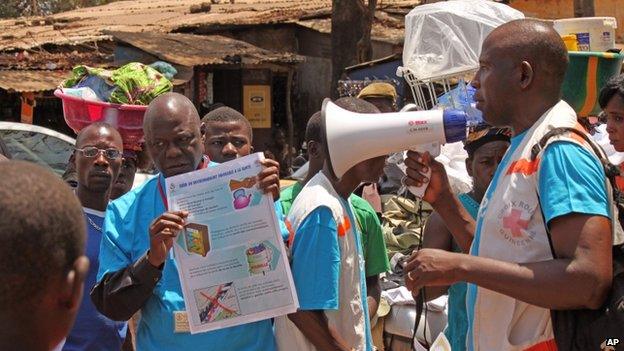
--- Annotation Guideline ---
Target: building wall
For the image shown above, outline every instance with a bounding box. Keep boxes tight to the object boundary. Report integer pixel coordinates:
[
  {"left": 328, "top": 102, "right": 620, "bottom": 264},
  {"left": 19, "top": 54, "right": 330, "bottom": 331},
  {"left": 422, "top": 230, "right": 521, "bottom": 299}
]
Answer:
[
  {"left": 229, "top": 26, "right": 298, "bottom": 54},
  {"left": 114, "top": 44, "right": 160, "bottom": 65},
  {"left": 295, "top": 55, "right": 332, "bottom": 123},
  {"left": 509, "top": 0, "right": 624, "bottom": 43},
  {"left": 296, "top": 26, "right": 398, "bottom": 60},
  {"left": 220, "top": 25, "right": 401, "bottom": 152},
  {"left": 293, "top": 26, "right": 400, "bottom": 139}
]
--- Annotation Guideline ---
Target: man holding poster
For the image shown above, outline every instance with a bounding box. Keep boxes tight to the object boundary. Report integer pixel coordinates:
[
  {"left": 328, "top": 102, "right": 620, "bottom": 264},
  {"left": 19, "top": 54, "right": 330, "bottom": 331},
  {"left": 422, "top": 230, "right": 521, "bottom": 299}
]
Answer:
[
  {"left": 165, "top": 152, "right": 298, "bottom": 334},
  {"left": 91, "top": 93, "right": 286, "bottom": 351}
]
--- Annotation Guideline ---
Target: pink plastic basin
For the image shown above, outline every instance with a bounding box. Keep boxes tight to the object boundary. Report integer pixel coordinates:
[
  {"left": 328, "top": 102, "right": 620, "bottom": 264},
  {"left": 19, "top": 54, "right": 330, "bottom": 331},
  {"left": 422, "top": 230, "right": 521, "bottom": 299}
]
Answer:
[{"left": 54, "top": 89, "right": 147, "bottom": 150}]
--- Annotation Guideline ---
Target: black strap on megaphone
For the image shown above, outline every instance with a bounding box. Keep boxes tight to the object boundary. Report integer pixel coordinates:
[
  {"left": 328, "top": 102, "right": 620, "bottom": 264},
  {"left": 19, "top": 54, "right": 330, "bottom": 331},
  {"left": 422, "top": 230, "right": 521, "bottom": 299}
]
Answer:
[
  {"left": 411, "top": 200, "right": 430, "bottom": 350},
  {"left": 413, "top": 289, "right": 430, "bottom": 350}
]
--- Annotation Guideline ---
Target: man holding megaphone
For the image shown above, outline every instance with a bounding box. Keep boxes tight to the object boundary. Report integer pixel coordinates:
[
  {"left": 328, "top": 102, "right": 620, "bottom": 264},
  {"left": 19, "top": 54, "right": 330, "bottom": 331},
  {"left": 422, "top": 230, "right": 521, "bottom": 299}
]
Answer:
[{"left": 403, "top": 19, "right": 613, "bottom": 351}]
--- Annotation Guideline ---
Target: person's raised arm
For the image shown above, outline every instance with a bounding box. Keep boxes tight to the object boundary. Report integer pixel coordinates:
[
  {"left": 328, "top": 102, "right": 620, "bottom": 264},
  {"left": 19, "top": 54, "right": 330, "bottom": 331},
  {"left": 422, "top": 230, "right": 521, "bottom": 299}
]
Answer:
[
  {"left": 91, "top": 210, "right": 187, "bottom": 321},
  {"left": 405, "top": 213, "right": 611, "bottom": 309},
  {"left": 469, "top": 213, "right": 611, "bottom": 309},
  {"left": 405, "top": 143, "right": 613, "bottom": 310},
  {"left": 404, "top": 151, "right": 475, "bottom": 251}
]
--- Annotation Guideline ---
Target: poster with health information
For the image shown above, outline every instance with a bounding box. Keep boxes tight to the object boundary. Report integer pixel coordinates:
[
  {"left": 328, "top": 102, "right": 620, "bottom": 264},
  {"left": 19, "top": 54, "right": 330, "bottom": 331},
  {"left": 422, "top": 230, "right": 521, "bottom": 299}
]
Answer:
[{"left": 166, "top": 152, "right": 299, "bottom": 334}]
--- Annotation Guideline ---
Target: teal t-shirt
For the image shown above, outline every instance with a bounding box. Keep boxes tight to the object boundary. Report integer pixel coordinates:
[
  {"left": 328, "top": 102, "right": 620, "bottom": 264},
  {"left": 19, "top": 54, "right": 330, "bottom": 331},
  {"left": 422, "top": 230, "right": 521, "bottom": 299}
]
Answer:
[
  {"left": 443, "top": 193, "right": 479, "bottom": 351},
  {"left": 98, "top": 173, "right": 277, "bottom": 351},
  {"left": 290, "top": 203, "right": 373, "bottom": 351},
  {"left": 281, "top": 182, "right": 390, "bottom": 276}
]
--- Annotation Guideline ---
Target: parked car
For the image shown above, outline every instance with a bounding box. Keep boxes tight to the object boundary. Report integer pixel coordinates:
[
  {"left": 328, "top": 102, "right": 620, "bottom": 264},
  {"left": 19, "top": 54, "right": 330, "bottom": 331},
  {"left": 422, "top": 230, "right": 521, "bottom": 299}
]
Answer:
[
  {"left": 0, "top": 121, "right": 152, "bottom": 189},
  {"left": 0, "top": 121, "right": 75, "bottom": 175}
]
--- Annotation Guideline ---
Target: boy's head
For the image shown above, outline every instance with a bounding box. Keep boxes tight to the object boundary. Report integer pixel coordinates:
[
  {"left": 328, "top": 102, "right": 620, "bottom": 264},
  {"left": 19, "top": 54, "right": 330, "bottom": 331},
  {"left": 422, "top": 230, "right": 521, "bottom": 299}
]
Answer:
[
  {"left": 332, "top": 97, "right": 385, "bottom": 183},
  {"left": 464, "top": 126, "right": 511, "bottom": 200},
  {"left": 303, "top": 111, "right": 324, "bottom": 177},
  {"left": 201, "top": 107, "right": 253, "bottom": 163},
  {"left": 0, "top": 161, "right": 88, "bottom": 349},
  {"left": 111, "top": 150, "right": 138, "bottom": 200}
]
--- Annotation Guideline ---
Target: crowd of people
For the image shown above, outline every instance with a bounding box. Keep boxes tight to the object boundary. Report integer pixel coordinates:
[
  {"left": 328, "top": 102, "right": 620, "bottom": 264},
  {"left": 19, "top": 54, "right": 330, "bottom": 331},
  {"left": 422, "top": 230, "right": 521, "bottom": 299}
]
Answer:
[{"left": 1, "top": 18, "right": 623, "bottom": 351}]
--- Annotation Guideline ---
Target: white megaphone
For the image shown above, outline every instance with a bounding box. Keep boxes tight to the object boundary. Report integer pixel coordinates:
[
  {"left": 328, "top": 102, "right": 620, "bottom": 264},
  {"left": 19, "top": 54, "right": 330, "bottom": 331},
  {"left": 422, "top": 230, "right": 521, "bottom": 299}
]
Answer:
[{"left": 321, "top": 98, "right": 479, "bottom": 197}]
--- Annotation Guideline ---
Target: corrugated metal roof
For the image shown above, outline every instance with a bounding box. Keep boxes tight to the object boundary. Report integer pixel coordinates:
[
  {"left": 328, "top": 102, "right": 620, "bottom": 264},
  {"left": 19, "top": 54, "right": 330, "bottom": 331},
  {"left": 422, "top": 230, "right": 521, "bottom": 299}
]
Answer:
[
  {"left": 0, "top": 50, "right": 113, "bottom": 70},
  {"left": 109, "top": 31, "right": 304, "bottom": 66},
  {"left": 0, "top": 70, "right": 68, "bottom": 92},
  {"left": 0, "top": 0, "right": 420, "bottom": 51}
]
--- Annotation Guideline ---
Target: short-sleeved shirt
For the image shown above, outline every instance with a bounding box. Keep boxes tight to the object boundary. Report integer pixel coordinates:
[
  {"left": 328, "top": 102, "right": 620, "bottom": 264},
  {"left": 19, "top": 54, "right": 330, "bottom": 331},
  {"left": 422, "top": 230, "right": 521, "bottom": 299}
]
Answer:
[
  {"left": 284, "top": 196, "right": 372, "bottom": 351},
  {"left": 537, "top": 141, "right": 609, "bottom": 224},
  {"left": 64, "top": 208, "right": 127, "bottom": 351},
  {"left": 466, "top": 132, "right": 609, "bottom": 351},
  {"left": 443, "top": 193, "right": 479, "bottom": 351},
  {"left": 281, "top": 182, "right": 390, "bottom": 277},
  {"left": 290, "top": 206, "right": 341, "bottom": 310},
  {"left": 98, "top": 171, "right": 277, "bottom": 351}
]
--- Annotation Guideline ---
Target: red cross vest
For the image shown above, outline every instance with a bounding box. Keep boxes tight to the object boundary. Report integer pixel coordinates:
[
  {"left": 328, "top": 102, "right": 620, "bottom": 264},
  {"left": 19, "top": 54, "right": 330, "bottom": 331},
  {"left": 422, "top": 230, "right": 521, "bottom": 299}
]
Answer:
[
  {"left": 469, "top": 100, "right": 611, "bottom": 350},
  {"left": 275, "top": 172, "right": 368, "bottom": 351}
]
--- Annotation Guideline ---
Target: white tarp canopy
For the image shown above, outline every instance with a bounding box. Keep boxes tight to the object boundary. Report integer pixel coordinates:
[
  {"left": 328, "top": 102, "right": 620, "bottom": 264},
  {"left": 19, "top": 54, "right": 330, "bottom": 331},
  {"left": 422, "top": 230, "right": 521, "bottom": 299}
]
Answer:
[{"left": 402, "top": 0, "right": 524, "bottom": 80}]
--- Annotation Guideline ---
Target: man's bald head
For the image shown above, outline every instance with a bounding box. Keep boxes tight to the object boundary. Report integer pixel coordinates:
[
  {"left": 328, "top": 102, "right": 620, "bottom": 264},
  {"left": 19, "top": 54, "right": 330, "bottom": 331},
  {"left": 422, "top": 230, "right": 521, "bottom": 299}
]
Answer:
[
  {"left": 485, "top": 19, "right": 568, "bottom": 93},
  {"left": 473, "top": 19, "right": 569, "bottom": 129},
  {"left": 143, "top": 92, "right": 200, "bottom": 137},
  {"left": 142, "top": 92, "right": 206, "bottom": 177}
]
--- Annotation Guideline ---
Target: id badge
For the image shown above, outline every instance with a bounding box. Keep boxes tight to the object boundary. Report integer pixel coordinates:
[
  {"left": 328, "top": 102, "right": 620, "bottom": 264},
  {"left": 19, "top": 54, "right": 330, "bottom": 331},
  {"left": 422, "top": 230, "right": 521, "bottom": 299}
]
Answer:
[{"left": 173, "top": 311, "right": 190, "bottom": 333}]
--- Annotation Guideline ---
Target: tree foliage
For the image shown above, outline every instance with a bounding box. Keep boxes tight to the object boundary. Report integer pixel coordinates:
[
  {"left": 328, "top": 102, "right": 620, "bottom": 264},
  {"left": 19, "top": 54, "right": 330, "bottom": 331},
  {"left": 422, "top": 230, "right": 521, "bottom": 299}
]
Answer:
[{"left": 0, "top": 0, "right": 118, "bottom": 19}]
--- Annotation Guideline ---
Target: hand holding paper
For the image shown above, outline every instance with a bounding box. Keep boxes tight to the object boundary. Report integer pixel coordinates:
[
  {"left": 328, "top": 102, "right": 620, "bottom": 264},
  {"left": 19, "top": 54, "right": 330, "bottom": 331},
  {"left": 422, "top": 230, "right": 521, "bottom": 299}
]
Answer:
[
  {"left": 148, "top": 210, "right": 189, "bottom": 267},
  {"left": 258, "top": 158, "right": 280, "bottom": 200}
]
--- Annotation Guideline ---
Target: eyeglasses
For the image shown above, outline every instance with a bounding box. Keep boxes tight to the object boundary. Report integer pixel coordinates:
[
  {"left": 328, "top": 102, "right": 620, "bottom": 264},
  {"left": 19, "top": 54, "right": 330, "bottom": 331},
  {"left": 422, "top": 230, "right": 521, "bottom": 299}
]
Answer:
[{"left": 75, "top": 146, "right": 122, "bottom": 160}]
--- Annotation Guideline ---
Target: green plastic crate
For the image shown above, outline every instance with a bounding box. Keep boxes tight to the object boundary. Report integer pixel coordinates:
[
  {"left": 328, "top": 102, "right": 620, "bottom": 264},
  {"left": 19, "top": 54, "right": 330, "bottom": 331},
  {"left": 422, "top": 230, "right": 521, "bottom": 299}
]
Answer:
[{"left": 562, "top": 51, "right": 624, "bottom": 117}]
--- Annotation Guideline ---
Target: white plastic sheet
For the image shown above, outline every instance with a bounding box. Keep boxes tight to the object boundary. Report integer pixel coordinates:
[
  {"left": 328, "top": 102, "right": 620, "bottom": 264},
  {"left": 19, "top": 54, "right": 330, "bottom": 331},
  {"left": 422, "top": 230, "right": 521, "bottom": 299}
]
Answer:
[
  {"left": 387, "top": 141, "right": 472, "bottom": 198},
  {"left": 403, "top": 0, "right": 524, "bottom": 80},
  {"left": 437, "top": 141, "right": 472, "bottom": 195}
]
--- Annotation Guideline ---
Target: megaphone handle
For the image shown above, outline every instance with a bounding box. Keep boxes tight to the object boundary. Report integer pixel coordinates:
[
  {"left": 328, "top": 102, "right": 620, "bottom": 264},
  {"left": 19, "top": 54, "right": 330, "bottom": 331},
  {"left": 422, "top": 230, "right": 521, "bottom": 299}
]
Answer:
[
  {"left": 405, "top": 143, "right": 440, "bottom": 199},
  {"left": 406, "top": 169, "right": 431, "bottom": 198}
]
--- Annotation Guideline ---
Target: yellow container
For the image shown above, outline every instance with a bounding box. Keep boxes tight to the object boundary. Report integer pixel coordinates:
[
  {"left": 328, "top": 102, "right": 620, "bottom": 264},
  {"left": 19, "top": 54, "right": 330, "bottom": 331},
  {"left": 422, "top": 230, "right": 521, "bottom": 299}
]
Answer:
[{"left": 562, "top": 34, "right": 578, "bottom": 51}]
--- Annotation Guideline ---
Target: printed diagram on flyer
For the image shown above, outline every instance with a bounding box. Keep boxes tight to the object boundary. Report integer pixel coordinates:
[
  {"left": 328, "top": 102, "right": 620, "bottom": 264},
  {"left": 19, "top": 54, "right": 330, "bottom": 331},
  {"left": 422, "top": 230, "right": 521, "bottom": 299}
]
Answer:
[
  {"left": 246, "top": 241, "right": 280, "bottom": 276},
  {"left": 194, "top": 282, "right": 241, "bottom": 324},
  {"left": 166, "top": 153, "right": 300, "bottom": 333},
  {"left": 229, "top": 177, "right": 262, "bottom": 210},
  {"left": 178, "top": 223, "right": 211, "bottom": 257}
]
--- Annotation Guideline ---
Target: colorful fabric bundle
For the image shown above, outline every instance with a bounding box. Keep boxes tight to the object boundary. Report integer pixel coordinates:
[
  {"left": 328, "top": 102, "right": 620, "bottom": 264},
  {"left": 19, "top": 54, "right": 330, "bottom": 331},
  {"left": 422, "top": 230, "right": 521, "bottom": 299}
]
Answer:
[{"left": 63, "top": 62, "right": 173, "bottom": 105}]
